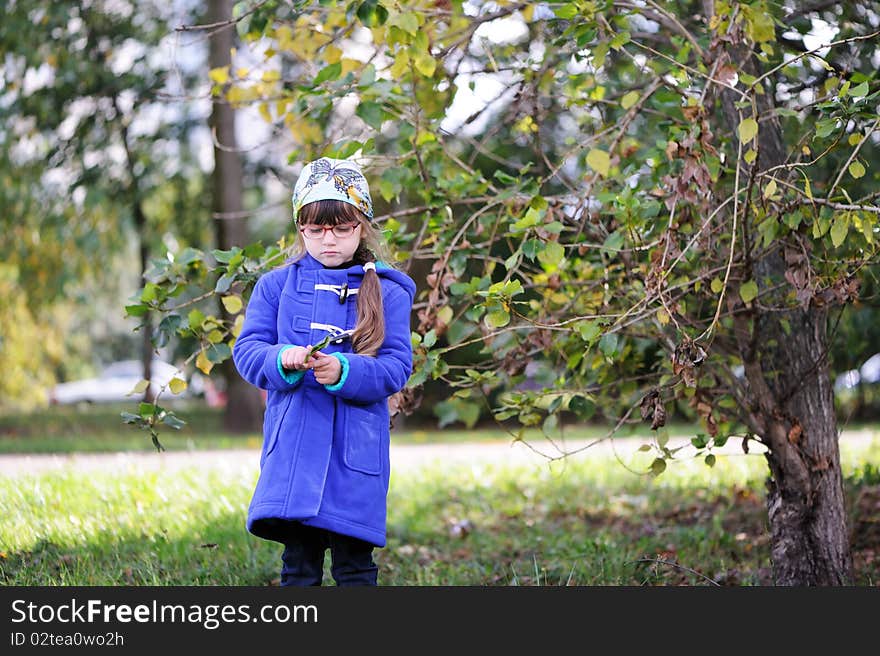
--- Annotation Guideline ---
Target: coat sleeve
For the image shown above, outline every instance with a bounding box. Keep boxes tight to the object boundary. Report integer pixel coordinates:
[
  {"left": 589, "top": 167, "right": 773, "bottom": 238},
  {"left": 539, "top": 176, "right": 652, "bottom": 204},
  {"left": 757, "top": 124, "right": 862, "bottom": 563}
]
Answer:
[
  {"left": 323, "top": 285, "right": 413, "bottom": 405},
  {"left": 233, "top": 272, "right": 305, "bottom": 392}
]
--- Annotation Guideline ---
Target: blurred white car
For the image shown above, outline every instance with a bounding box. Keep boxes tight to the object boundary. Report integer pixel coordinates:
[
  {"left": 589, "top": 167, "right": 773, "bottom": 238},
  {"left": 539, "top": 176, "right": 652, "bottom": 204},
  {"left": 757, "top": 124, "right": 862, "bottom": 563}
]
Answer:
[
  {"left": 49, "top": 359, "right": 187, "bottom": 404},
  {"left": 834, "top": 353, "right": 880, "bottom": 392}
]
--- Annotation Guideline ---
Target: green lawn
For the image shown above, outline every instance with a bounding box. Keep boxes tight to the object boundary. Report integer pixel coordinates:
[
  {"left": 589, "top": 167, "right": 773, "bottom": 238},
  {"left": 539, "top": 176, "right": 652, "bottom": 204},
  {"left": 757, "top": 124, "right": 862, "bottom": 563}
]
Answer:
[
  {"left": 0, "top": 402, "right": 709, "bottom": 453},
  {"left": 2, "top": 437, "right": 878, "bottom": 586}
]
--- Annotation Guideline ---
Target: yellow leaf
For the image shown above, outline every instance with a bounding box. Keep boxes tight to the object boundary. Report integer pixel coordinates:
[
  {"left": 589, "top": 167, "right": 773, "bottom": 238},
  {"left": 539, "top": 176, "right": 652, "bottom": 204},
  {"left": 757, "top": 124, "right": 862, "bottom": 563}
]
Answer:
[
  {"left": 657, "top": 308, "right": 670, "bottom": 325},
  {"left": 744, "top": 148, "right": 757, "bottom": 164},
  {"left": 803, "top": 176, "right": 813, "bottom": 200},
  {"left": 196, "top": 350, "right": 214, "bottom": 375},
  {"left": 586, "top": 149, "right": 611, "bottom": 177},
  {"left": 620, "top": 90, "right": 640, "bottom": 110},
  {"left": 222, "top": 295, "right": 243, "bottom": 314},
  {"left": 127, "top": 379, "right": 150, "bottom": 396},
  {"left": 340, "top": 58, "right": 361, "bottom": 76},
  {"left": 763, "top": 179, "right": 777, "bottom": 199},
  {"left": 261, "top": 69, "right": 280, "bottom": 83},
  {"left": 390, "top": 50, "right": 410, "bottom": 78},
  {"left": 415, "top": 130, "right": 436, "bottom": 145},
  {"left": 413, "top": 52, "right": 436, "bottom": 77},
  {"left": 324, "top": 45, "right": 343, "bottom": 64},
  {"left": 208, "top": 329, "right": 224, "bottom": 344},
  {"left": 209, "top": 66, "right": 229, "bottom": 84},
  {"left": 169, "top": 377, "right": 187, "bottom": 395},
  {"left": 437, "top": 306, "right": 454, "bottom": 325},
  {"left": 276, "top": 25, "right": 294, "bottom": 51},
  {"left": 236, "top": 67, "right": 250, "bottom": 79},
  {"left": 232, "top": 314, "right": 245, "bottom": 337},
  {"left": 849, "top": 160, "right": 866, "bottom": 179},
  {"left": 848, "top": 133, "right": 862, "bottom": 147},
  {"left": 738, "top": 117, "right": 759, "bottom": 144},
  {"left": 258, "top": 103, "right": 272, "bottom": 123}
]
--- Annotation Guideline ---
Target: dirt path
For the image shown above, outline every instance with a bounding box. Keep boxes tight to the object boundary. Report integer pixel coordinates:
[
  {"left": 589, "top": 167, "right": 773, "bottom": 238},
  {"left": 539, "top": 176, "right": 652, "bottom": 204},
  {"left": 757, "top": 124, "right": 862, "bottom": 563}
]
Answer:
[{"left": 0, "top": 429, "right": 876, "bottom": 478}]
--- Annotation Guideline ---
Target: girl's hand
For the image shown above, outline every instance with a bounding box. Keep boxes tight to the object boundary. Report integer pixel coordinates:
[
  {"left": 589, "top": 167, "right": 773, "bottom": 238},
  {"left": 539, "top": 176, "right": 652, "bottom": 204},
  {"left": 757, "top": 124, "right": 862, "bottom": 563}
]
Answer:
[
  {"left": 309, "top": 351, "right": 342, "bottom": 385},
  {"left": 280, "top": 345, "right": 313, "bottom": 371}
]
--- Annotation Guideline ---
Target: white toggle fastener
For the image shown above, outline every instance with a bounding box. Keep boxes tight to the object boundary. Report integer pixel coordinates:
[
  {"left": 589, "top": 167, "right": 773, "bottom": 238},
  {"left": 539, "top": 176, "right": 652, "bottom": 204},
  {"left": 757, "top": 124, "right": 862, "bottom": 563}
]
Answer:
[{"left": 363, "top": 262, "right": 376, "bottom": 272}]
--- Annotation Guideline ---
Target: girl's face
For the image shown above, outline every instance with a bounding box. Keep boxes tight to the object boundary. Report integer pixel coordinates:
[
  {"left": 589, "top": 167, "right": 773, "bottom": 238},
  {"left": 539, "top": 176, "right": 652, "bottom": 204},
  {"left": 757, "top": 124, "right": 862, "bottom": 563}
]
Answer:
[{"left": 300, "top": 220, "right": 362, "bottom": 267}]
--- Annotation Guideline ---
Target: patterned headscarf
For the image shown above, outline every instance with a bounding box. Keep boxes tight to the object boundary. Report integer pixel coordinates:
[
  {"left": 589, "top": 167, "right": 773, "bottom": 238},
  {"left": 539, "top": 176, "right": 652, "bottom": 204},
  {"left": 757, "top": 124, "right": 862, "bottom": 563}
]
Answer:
[{"left": 291, "top": 157, "right": 374, "bottom": 222}]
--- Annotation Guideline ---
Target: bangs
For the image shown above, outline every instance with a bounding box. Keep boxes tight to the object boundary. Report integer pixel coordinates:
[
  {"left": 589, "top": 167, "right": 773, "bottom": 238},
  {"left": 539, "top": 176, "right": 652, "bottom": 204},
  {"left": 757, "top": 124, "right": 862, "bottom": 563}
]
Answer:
[{"left": 298, "top": 200, "right": 366, "bottom": 225}]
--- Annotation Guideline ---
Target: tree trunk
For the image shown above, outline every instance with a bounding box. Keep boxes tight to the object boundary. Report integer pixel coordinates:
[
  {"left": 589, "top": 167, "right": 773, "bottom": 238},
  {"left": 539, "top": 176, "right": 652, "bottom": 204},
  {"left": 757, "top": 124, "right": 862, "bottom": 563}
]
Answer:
[
  {"left": 207, "top": 0, "right": 263, "bottom": 433},
  {"left": 714, "top": 25, "right": 853, "bottom": 585}
]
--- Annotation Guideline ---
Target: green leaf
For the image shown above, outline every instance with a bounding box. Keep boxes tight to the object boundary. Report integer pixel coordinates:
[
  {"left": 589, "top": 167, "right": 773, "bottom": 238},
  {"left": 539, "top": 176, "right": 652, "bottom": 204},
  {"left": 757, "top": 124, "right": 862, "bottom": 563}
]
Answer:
[
  {"left": 356, "top": 101, "right": 384, "bottom": 130},
  {"left": 830, "top": 212, "right": 850, "bottom": 248},
  {"left": 710, "top": 277, "right": 723, "bottom": 294},
  {"left": 847, "top": 81, "right": 869, "bottom": 98},
  {"left": 125, "top": 304, "right": 149, "bottom": 318},
  {"left": 568, "top": 395, "right": 596, "bottom": 420},
  {"left": 485, "top": 309, "right": 510, "bottom": 328},
  {"left": 537, "top": 241, "right": 565, "bottom": 268},
  {"left": 206, "top": 343, "right": 232, "bottom": 364},
  {"left": 599, "top": 333, "right": 619, "bottom": 358},
  {"left": 214, "top": 274, "right": 234, "bottom": 294},
  {"left": 650, "top": 458, "right": 667, "bottom": 476},
  {"left": 554, "top": 4, "right": 578, "bottom": 19},
  {"left": 576, "top": 321, "right": 601, "bottom": 343},
  {"left": 848, "top": 160, "right": 866, "bottom": 179},
  {"left": 739, "top": 280, "right": 758, "bottom": 304},
  {"left": 356, "top": 0, "right": 389, "bottom": 27},
  {"left": 620, "top": 90, "right": 640, "bottom": 110},
  {"left": 704, "top": 454, "right": 716, "bottom": 467},
  {"left": 188, "top": 309, "right": 206, "bottom": 331},
  {"left": 815, "top": 119, "right": 838, "bottom": 139},
  {"left": 314, "top": 62, "right": 342, "bottom": 84},
  {"left": 737, "top": 117, "right": 758, "bottom": 144},
  {"left": 493, "top": 170, "right": 517, "bottom": 185},
  {"left": 586, "top": 149, "right": 611, "bottom": 176}
]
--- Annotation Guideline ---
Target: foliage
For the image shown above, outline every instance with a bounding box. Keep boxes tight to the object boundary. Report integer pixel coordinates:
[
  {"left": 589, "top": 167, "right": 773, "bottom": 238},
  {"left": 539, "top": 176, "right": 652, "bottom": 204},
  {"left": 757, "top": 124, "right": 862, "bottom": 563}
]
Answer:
[
  {"left": 133, "top": 2, "right": 880, "bottom": 467},
  {"left": 0, "top": 0, "right": 212, "bottom": 405}
]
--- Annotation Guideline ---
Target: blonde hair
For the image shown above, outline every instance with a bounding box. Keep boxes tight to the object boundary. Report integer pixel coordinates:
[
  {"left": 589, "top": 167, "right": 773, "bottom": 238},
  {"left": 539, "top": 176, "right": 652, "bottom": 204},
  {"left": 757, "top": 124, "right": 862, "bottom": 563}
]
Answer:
[{"left": 292, "top": 200, "right": 392, "bottom": 356}]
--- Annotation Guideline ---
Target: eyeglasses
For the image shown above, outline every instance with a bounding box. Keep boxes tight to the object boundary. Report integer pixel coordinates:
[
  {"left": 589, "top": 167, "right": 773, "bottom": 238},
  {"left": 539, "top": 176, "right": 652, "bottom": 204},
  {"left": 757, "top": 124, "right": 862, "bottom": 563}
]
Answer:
[{"left": 299, "top": 223, "right": 360, "bottom": 239}]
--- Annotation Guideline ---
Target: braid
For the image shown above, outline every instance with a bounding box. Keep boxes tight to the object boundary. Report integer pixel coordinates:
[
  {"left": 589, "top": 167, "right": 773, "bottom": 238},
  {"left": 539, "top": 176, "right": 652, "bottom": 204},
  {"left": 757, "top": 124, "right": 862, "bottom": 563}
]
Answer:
[{"left": 352, "top": 230, "right": 384, "bottom": 356}]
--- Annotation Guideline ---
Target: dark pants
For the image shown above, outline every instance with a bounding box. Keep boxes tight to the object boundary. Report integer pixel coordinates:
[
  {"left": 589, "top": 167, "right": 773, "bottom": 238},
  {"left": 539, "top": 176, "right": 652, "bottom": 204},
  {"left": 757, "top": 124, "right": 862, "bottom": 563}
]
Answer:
[{"left": 280, "top": 522, "right": 378, "bottom": 586}]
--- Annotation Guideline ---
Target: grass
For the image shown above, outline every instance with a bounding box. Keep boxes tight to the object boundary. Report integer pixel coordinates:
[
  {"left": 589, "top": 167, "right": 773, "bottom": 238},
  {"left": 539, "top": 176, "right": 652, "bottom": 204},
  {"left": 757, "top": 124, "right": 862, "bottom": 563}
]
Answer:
[
  {"left": 2, "top": 437, "right": 878, "bottom": 586},
  {"left": 0, "top": 402, "right": 709, "bottom": 454}
]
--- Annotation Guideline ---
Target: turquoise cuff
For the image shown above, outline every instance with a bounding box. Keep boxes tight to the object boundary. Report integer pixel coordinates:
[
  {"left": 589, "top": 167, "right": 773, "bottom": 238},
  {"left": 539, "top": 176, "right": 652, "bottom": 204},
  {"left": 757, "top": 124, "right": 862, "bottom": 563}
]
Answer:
[
  {"left": 324, "top": 352, "right": 350, "bottom": 392},
  {"left": 277, "top": 346, "right": 305, "bottom": 385}
]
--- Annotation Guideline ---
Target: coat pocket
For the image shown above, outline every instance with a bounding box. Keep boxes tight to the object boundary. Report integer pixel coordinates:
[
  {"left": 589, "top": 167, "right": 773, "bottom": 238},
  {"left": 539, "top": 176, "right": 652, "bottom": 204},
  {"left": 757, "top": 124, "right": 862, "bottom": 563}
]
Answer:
[
  {"left": 261, "top": 395, "right": 292, "bottom": 468},
  {"left": 343, "top": 405, "right": 384, "bottom": 475}
]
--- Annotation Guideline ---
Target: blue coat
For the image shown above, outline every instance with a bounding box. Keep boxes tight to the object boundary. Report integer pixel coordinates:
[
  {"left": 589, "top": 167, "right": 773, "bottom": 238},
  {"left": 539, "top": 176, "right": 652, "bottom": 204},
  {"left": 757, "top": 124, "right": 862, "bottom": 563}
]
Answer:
[{"left": 232, "top": 253, "right": 416, "bottom": 547}]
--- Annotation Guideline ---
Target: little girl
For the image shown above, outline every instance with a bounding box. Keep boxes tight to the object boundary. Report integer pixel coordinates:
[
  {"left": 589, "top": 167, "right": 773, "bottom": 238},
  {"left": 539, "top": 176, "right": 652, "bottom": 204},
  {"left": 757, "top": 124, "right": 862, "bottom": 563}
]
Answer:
[{"left": 232, "top": 157, "right": 416, "bottom": 586}]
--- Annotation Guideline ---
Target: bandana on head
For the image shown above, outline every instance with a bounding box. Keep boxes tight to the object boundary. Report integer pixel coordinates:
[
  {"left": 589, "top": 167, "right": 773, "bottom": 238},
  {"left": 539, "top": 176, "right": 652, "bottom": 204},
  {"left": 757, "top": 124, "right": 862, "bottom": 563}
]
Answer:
[{"left": 291, "top": 157, "right": 373, "bottom": 222}]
